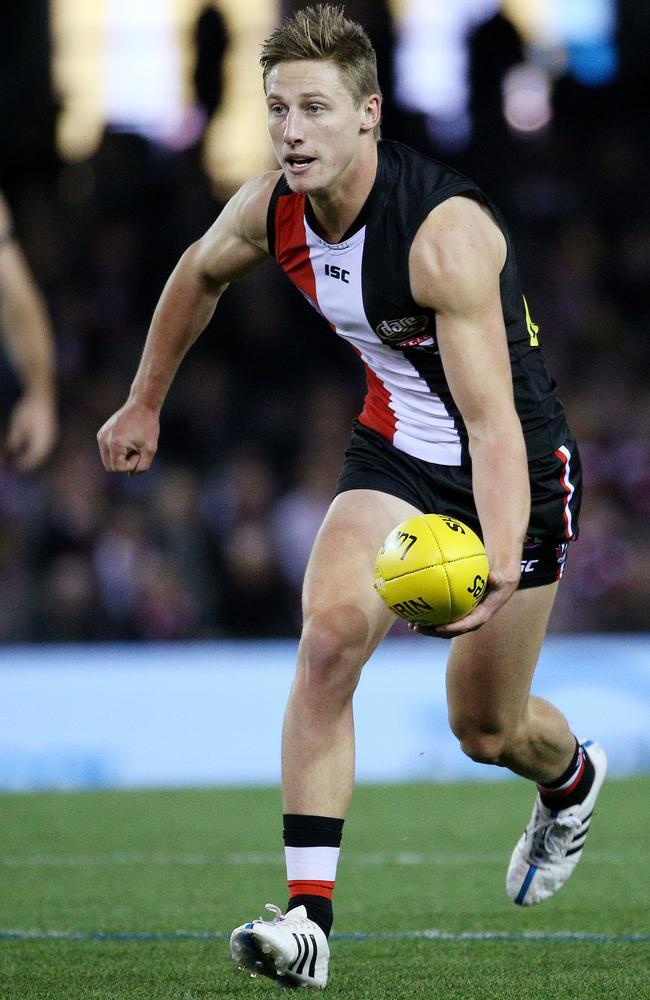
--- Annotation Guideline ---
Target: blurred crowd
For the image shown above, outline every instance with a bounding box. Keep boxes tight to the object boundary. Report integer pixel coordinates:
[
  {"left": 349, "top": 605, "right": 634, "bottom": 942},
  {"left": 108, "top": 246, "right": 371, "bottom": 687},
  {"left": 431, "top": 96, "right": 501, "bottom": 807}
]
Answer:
[{"left": 1, "top": 5, "right": 649, "bottom": 642}]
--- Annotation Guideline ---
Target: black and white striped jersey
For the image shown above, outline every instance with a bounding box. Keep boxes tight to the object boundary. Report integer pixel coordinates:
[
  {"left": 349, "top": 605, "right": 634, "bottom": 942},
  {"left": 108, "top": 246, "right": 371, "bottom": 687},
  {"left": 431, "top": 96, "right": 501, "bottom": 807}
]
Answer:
[{"left": 267, "top": 140, "right": 569, "bottom": 466}]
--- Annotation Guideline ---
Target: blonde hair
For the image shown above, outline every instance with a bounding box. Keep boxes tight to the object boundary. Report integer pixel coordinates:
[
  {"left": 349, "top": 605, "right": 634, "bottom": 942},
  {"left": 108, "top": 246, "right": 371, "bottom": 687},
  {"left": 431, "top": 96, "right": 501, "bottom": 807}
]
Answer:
[{"left": 261, "top": 4, "right": 381, "bottom": 138}]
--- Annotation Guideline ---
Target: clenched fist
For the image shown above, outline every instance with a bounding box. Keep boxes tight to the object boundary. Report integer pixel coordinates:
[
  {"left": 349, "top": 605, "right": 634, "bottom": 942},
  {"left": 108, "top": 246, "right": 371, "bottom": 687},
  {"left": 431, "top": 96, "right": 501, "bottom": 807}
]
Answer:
[{"left": 97, "top": 400, "right": 160, "bottom": 475}]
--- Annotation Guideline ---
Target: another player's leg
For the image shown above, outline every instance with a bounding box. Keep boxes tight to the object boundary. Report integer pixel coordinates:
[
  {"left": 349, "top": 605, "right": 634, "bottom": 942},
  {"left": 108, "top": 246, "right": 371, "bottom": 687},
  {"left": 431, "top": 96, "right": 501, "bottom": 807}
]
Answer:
[
  {"left": 446, "top": 581, "right": 606, "bottom": 907},
  {"left": 231, "top": 489, "right": 422, "bottom": 988}
]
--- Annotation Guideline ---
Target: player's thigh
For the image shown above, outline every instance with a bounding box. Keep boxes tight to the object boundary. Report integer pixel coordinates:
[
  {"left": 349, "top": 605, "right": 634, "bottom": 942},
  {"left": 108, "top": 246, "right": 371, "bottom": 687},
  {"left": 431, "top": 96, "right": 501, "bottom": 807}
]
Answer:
[
  {"left": 302, "top": 489, "right": 423, "bottom": 652},
  {"left": 446, "top": 581, "right": 559, "bottom": 732}
]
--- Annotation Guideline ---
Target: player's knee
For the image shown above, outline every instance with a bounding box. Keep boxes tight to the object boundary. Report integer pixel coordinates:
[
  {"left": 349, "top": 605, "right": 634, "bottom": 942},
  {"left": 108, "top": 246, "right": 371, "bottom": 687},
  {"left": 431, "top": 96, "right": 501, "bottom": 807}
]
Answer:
[
  {"left": 452, "top": 720, "right": 514, "bottom": 766},
  {"left": 297, "top": 613, "right": 368, "bottom": 702}
]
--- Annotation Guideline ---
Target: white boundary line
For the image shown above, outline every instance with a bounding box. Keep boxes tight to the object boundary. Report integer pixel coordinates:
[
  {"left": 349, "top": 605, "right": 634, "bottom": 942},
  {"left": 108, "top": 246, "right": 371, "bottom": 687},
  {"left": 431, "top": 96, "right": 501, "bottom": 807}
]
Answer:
[
  {"left": 1, "top": 850, "right": 645, "bottom": 868},
  {"left": 1, "top": 929, "right": 648, "bottom": 944}
]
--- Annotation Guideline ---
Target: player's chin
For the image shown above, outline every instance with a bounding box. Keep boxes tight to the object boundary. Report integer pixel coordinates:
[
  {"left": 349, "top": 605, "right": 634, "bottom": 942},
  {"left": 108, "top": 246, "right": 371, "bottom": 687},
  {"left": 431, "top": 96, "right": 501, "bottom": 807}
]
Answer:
[{"left": 283, "top": 165, "right": 323, "bottom": 193}]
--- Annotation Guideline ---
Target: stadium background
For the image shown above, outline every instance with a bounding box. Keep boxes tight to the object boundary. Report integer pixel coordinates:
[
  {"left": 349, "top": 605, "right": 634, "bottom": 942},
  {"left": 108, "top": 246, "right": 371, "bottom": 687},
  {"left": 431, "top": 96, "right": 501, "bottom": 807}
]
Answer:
[{"left": 1, "top": 1, "right": 649, "bottom": 790}]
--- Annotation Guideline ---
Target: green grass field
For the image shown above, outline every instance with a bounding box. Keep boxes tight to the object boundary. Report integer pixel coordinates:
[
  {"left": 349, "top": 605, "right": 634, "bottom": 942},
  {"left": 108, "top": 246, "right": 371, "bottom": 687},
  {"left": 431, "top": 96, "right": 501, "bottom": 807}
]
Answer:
[{"left": 1, "top": 779, "right": 649, "bottom": 999}]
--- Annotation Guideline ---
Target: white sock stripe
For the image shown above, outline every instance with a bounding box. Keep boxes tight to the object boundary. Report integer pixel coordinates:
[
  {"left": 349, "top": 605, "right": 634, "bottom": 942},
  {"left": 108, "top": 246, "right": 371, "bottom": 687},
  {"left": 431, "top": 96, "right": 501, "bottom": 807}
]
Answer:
[{"left": 285, "top": 846, "right": 340, "bottom": 882}]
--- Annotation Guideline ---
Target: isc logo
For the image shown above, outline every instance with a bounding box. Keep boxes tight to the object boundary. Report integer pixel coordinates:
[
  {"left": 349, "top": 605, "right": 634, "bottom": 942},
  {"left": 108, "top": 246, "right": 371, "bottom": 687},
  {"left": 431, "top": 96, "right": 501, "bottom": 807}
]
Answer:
[{"left": 324, "top": 263, "right": 350, "bottom": 284}]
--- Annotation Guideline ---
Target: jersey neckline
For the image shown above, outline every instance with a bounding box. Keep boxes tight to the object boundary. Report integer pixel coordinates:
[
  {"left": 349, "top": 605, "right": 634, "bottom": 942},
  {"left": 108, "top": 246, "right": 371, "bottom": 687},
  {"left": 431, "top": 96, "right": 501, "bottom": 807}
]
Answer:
[{"left": 303, "top": 144, "right": 389, "bottom": 247}]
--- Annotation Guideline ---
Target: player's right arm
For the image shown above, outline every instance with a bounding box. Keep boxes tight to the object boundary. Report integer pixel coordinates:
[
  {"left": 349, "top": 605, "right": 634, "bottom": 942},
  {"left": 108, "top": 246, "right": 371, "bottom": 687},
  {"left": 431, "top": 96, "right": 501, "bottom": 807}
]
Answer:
[{"left": 97, "top": 171, "right": 279, "bottom": 474}]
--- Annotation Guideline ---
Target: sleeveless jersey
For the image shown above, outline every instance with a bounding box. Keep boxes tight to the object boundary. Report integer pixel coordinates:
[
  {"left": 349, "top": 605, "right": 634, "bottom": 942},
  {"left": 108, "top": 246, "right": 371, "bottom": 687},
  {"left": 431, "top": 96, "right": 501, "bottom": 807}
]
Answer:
[{"left": 267, "top": 140, "right": 569, "bottom": 466}]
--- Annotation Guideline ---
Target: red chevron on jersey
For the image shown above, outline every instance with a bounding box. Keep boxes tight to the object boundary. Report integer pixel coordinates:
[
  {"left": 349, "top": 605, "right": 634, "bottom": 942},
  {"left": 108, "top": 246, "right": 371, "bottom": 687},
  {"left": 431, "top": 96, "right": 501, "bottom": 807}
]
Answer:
[
  {"left": 274, "top": 192, "right": 320, "bottom": 313},
  {"left": 359, "top": 359, "right": 397, "bottom": 439}
]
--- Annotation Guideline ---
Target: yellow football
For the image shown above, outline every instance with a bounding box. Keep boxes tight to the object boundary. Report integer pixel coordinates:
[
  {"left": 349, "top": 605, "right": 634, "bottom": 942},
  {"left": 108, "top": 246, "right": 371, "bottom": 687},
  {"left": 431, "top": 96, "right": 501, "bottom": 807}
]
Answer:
[{"left": 374, "top": 514, "right": 489, "bottom": 626}]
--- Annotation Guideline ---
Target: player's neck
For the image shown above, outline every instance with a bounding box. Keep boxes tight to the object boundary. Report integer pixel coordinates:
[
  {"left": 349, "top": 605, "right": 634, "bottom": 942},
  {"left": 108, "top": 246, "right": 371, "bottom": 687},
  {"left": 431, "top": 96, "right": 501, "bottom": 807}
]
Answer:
[{"left": 307, "top": 144, "right": 378, "bottom": 244}]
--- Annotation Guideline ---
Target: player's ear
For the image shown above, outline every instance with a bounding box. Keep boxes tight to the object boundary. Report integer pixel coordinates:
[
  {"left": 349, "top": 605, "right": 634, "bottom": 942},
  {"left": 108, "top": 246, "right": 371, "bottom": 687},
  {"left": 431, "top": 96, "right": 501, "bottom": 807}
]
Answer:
[{"left": 360, "top": 94, "right": 381, "bottom": 133}]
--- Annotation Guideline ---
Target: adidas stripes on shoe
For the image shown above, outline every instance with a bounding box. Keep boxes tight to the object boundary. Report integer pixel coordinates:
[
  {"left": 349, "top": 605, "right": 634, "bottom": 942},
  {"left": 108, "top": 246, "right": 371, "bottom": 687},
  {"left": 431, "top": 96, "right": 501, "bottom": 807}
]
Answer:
[{"left": 230, "top": 903, "right": 329, "bottom": 989}]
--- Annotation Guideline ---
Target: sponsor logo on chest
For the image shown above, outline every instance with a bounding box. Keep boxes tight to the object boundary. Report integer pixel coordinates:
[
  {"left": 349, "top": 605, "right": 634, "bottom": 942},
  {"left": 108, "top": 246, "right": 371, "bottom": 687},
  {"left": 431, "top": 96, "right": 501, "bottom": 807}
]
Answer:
[{"left": 375, "top": 315, "right": 435, "bottom": 349}]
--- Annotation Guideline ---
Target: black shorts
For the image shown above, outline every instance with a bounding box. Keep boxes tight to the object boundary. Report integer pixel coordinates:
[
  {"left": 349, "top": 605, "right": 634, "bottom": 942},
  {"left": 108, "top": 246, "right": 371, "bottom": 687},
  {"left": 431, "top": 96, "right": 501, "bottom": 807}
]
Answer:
[{"left": 334, "top": 421, "right": 582, "bottom": 589}]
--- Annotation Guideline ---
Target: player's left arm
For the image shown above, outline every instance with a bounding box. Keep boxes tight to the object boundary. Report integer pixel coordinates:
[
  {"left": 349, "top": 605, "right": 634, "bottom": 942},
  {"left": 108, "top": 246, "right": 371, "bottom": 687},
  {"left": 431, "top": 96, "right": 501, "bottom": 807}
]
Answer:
[
  {"left": 409, "top": 195, "right": 529, "bottom": 636},
  {"left": 0, "top": 192, "right": 58, "bottom": 470}
]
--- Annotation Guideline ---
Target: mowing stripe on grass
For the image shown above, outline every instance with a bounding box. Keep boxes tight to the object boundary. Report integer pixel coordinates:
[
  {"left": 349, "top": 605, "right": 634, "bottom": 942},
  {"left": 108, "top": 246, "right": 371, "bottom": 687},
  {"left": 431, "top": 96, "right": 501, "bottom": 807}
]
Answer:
[{"left": 1, "top": 929, "right": 648, "bottom": 944}]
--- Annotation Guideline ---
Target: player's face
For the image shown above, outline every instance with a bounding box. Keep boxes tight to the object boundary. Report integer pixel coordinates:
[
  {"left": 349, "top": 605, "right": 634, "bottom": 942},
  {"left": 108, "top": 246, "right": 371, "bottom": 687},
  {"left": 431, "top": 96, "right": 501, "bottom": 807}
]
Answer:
[{"left": 265, "top": 60, "right": 377, "bottom": 195}]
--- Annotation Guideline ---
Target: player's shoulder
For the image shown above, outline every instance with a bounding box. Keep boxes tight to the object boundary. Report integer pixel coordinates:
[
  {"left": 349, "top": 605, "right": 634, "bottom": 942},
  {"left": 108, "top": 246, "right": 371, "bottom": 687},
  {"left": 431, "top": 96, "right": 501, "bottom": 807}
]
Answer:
[
  {"left": 412, "top": 195, "right": 506, "bottom": 278},
  {"left": 419, "top": 192, "right": 500, "bottom": 235},
  {"left": 409, "top": 194, "right": 506, "bottom": 311},
  {"left": 235, "top": 170, "right": 283, "bottom": 212},
  {"left": 229, "top": 170, "right": 283, "bottom": 248}
]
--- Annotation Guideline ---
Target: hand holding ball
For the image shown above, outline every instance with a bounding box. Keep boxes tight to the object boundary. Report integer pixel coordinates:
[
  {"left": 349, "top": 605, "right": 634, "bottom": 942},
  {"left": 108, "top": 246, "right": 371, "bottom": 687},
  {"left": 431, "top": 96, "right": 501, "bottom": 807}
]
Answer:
[{"left": 374, "top": 514, "right": 489, "bottom": 626}]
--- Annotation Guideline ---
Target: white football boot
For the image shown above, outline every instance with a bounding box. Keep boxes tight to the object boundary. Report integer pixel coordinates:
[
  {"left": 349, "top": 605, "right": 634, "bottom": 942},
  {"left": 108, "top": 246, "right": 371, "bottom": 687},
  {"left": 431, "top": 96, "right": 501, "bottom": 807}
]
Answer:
[
  {"left": 507, "top": 740, "right": 607, "bottom": 906},
  {"left": 230, "top": 903, "right": 329, "bottom": 989}
]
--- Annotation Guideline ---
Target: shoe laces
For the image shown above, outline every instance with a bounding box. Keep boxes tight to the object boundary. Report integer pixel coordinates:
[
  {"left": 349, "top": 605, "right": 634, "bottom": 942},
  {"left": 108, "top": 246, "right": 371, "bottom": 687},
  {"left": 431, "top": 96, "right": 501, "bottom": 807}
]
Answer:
[
  {"left": 528, "top": 807, "right": 581, "bottom": 864},
  {"left": 259, "top": 903, "right": 285, "bottom": 924},
  {"left": 258, "top": 903, "right": 319, "bottom": 937}
]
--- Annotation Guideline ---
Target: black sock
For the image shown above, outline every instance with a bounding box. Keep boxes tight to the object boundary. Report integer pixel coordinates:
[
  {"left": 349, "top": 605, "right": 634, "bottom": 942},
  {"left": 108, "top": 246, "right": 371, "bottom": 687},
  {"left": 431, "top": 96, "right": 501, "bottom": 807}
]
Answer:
[
  {"left": 283, "top": 814, "right": 344, "bottom": 939},
  {"left": 286, "top": 893, "right": 334, "bottom": 938},
  {"left": 538, "top": 740, "right": 595, "bottom": 809}
]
